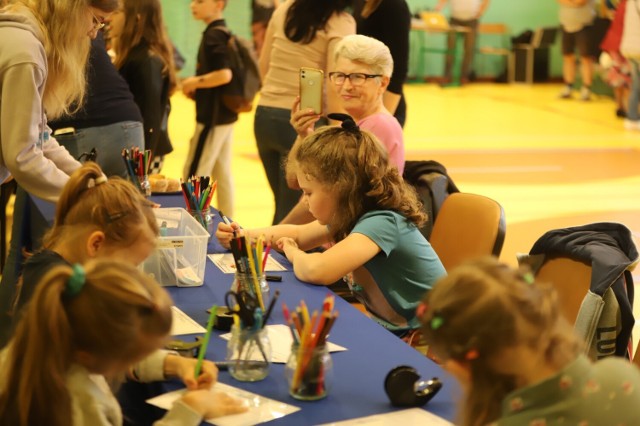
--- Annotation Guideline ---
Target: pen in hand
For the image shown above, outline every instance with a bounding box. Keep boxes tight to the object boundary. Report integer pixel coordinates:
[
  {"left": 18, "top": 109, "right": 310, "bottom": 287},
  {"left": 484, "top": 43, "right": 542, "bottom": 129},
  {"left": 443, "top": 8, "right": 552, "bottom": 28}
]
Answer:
[{"left": 219, "top": 211, "right": 237, "bottom": 238}]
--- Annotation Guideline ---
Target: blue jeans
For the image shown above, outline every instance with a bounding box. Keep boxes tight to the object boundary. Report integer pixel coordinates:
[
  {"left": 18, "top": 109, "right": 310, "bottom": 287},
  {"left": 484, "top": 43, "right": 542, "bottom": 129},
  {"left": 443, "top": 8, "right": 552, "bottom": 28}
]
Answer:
[
  {"left": 54, "top": 121, "right": 144, "bottom": 177},
  {"left": 628, "top": 59, "right": 640, "bottom": 122},
  {"left": 254, "top": 106, "right": 301, "bottom": 224}
]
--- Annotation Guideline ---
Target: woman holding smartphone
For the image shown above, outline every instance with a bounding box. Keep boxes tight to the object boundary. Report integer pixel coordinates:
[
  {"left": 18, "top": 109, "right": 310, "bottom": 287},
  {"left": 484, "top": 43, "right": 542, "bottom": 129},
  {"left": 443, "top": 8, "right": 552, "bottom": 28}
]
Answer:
[
  {"left": 255, "top": 0, "right": 355, "bottom": 225},
  {"left": 283, "top": 34, "right": 405, "bottom": 225}
]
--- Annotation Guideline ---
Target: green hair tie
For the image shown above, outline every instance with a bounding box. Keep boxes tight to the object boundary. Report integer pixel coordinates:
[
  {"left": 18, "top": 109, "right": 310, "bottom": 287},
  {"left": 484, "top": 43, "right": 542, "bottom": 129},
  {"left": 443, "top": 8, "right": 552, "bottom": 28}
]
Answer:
[
  {"left": 522, "top": 272, "right": 535, "bottom": 285},
  {"left": 66, "top": 264, "right": 86, "bottom": 297},
  {"left": 430, "top": 316, "right": 444, "bottom": 330}
]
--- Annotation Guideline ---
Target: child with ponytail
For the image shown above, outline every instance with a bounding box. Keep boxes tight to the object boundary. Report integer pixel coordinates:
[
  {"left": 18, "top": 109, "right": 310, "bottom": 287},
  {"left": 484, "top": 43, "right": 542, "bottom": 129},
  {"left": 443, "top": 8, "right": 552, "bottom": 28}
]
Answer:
[
  {"left": 0, "top": 161, "right": 157, "bottom": 345},
  {"left": 418, "top": 257, "right": 640, "bottom": 426},
  {"left": 217, "top": 121, "right": 445, "bottom": 333},
  {"left": 0, "top": 259, "right": 246, "bottom": 425}
]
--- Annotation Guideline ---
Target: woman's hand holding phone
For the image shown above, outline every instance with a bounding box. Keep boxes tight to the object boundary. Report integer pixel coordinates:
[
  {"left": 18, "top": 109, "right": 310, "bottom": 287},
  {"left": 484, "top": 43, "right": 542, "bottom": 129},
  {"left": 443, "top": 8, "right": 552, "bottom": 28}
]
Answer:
[{"left": 290, "top": 97, "right": 322, "bottom": 139}]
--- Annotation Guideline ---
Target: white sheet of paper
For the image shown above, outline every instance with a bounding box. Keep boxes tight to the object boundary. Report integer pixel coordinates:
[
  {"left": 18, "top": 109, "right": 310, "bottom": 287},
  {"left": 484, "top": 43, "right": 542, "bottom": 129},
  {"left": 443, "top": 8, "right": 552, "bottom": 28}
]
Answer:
[
  {"left": 146, "top": 382, "right": 300, "bottom": 426},
  {"left": 317, "top": 408, "right": 454, "bottom": 426},
  {"left": 170, "top": 306, "right": 206, "bottom": 336},
  {"left": 220, "top": 324, "right": 347, "bottom": 363},
  {"left": 209, "top": 253, "right": 287, "bottom": 274}
]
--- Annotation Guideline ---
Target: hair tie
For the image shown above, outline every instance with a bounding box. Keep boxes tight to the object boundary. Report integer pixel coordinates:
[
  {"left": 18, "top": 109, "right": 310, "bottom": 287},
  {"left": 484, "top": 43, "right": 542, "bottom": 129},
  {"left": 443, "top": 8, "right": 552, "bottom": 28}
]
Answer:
[
  {"left": 522, "top": 272, "right": 535, "bottom": 285},
  {"left": 464, "top": 348, "right": 480, "bottom": 361},
  {"left": 66, "top": 264, "right": 86, "bottom": 297},
  {"left": 430, "top": 315, "right": 444, "bottom": 330},
  {"left": 327, "top": 113, "right": 360, "bottom": 133},
  {"left": 95, "top": 175, "right": 108, "bottom": 185}
]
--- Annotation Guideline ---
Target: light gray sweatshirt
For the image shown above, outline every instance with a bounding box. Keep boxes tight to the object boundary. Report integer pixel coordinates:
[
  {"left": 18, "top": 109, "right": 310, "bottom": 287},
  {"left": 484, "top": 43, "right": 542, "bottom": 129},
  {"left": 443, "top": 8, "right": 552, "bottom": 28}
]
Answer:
[{"left": 0, "top": 4, "right": 80, "bottom": 201}]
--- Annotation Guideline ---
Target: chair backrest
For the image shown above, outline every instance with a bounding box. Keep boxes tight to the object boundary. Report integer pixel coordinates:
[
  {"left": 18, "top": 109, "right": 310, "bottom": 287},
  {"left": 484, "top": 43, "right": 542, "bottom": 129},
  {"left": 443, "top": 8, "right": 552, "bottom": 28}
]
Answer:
[
  {"left": 479, "top": 23, "right": 509, "bottom": 35},
  {"left": 531, "top": 27, "right": 558, "bottom": 48},
  {"left": 429, "top": 193, "right": 505, "bottom": 271},
  {"left": 535, "top": 257, "right": 592, "bottom": 324}
]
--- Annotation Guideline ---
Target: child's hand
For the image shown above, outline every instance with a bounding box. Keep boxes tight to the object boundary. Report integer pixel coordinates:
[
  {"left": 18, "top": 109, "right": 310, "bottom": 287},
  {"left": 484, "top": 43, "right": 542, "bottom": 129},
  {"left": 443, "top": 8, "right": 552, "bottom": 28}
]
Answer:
[
  {"left": 215, "top": 221, "right": 241, "bottom": 249},
  {"left": 276, "top": 237, "right": 299, "bottom": 260},
  {"left": 180, "top": 389, "right": 248, "bottom": 418},
  {"left": 164, "top": 355, "right": 218, "bottom": 390},
  {"left": 290, "top": 96, "right": 321, "bottom": 138},
  {"left": 181, "top": 77, "right": 198, "bottom": 99}
]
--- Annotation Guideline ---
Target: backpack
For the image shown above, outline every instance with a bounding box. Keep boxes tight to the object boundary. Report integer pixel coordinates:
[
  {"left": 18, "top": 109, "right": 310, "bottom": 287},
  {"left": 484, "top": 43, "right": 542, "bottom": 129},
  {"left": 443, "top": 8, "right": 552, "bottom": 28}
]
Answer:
[
  {"left": 215, "top": 27, "right": 261, "bottom": 113},
  {"left": 402, "top": 160, "right": 460, "bottom": 240}
]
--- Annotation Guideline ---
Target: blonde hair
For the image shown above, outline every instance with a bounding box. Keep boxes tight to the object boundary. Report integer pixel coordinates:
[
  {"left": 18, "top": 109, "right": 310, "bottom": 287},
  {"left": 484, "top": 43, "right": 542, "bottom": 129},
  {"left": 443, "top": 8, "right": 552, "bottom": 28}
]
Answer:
[
  {"left": 333, "top": 34, "right": 393, "bottom": 77},
  {"left": 0, "top": 259, "right": 173, "bottom": 426},
  {"left": 294, "top": 125, "right": 425, "bottom": 242},
  {"left": 43, "top": 161, "right": 159, "bottom": 249},
  {"left": 419, "top": 257, "right": 581, "bottom": 426},
  {"left": 113, "top": 0, "right": 177, "bottom": 94},
  {"left": 13, "top": 0, "right": 117, "bottom": 118}
]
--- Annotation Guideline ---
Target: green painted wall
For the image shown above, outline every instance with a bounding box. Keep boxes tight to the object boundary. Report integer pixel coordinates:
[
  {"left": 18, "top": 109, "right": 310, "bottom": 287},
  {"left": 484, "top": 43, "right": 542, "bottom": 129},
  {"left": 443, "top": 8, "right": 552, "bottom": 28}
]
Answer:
[
  {"left": 161, "top": 0, "right": 252, "bottom": 77},
  {"left": 162, "top": 0, "right": 564, "bottom": 79},
  {"left": 407, "top": 0, "right": 563, "bottom": 79}
]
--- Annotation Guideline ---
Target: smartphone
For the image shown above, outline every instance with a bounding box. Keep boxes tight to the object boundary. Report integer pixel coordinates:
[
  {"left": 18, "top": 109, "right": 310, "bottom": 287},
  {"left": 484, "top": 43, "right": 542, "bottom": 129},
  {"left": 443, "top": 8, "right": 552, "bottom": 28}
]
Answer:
[{"left": 299, "top": 67, "right": 324, "bottom": 115}]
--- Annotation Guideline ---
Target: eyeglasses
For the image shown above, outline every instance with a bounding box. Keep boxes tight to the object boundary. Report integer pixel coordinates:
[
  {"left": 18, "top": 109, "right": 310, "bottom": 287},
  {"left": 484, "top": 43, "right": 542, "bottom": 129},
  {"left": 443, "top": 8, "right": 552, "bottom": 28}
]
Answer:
[
  {"left": 91, "top": 10, "right": 106, "bottom": 31},
  {"left": 328, "top": 72, "right": 382, "bottom": 86}
]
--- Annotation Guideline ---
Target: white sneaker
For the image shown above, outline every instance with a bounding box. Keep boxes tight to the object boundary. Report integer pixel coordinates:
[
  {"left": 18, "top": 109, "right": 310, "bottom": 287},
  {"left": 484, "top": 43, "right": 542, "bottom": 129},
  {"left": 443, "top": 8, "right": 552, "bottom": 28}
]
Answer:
[
  {"left": 579, "top": 87, "right": 591, "bottom": 101},
  {"left": 558, "top": 86, "right": 572, "bottom": 99},
  {"left": 623, "top": 119, "right": 640, "bottom": 131}
]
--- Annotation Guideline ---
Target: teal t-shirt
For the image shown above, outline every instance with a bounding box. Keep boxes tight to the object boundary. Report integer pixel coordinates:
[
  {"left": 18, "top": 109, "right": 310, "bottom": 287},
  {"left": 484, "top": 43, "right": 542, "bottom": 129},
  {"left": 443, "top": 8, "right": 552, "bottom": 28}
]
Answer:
[{"left": 350, "top": 210, "right": 446, "bottom": 331}]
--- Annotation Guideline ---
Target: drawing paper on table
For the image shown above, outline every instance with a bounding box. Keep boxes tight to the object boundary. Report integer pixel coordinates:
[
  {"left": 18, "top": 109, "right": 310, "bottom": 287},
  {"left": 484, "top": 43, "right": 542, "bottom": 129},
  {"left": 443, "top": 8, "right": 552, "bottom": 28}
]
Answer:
[
  {"left": 220, "top": 324, "right": 347, "bottom": 363},
  {"left": 146, "top": 382, "right": 300, "bottom": 426},
  {"left": 171, "top": 306, "right": 206, "bottom": 336},
  {"left": 209, "top": 253, "right": 287, "bottom": 273},
  {"left": 317, "top": 408, "right": 453, "bottom": 425}
]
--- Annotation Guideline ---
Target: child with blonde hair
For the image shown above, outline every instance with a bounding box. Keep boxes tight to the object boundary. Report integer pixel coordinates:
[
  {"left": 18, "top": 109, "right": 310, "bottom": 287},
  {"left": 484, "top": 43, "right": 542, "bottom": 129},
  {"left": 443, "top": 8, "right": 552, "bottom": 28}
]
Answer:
[
  {"left": 0, "top": 162, "right": 158, "bottom": 346},
  {"left": 418, "top": 257, "right": 640, "bottom": 426},
  {"left": 0, "top": 259, "right": 247, "bottom": 425},
  {"left": 217, "top": 121, "right": 445, "bottom": 333}
]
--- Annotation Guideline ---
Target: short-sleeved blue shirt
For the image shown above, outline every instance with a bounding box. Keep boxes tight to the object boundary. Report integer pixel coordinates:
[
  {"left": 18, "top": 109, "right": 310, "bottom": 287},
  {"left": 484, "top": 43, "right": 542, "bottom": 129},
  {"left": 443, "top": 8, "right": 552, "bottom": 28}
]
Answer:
[{"left": 350, "top": 210, "right": 446, "bottom": 331}]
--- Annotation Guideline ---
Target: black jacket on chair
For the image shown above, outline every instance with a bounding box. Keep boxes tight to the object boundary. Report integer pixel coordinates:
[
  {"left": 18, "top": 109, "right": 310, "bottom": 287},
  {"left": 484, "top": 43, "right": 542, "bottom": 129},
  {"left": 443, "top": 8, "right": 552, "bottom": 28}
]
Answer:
[{"left": 525, "top": 222, "right": 638, "bottom": 359}]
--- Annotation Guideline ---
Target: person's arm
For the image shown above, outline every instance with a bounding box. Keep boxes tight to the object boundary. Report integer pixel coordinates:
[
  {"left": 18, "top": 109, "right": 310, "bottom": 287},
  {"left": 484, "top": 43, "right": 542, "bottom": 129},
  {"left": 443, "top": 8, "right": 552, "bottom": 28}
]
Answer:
[
  {"left": 434, "top": 0, "right": 448, "bottom": 12},
  {"left": 162, "top": 354, "right": 217, "bottom": 390},
  {"left": 125, "top": 54, "right": 165, "bottom": 152},
  {"left": 557, "top": 0, "right": 587, "bottom": 6},
  {"left": 181, "top": 68, "right": 232, "bottom": 98},
  {"left": 215, "top": 219, "right": 330, "bottom": 251},
  {"left": 278, "top": 232, "right": 381, "bottom": 285},
  {"left": 258, "top": 14, "right": 276, "bottom": 80},
  {"left": 1, "top": 64, "right": 80, "bottom": 201},
  {"left": 477, "top": 0, "right": 490, "bottom": 18},
  {"left": 382, "top": 92, "right": 402, "bottom": 115}
]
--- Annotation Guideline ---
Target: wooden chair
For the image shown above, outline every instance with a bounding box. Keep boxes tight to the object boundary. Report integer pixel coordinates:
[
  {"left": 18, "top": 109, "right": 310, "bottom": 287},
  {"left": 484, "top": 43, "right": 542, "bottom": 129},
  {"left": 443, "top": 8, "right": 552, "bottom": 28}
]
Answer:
[
  {"left": 535, "top": 257, "right": 592, "bottom": 324},
  {"left": 477, "top": 23, "right": 514, "bottom": 82},
  {"left": 429, "top": 192, "right": 506, "bottom": 271}
]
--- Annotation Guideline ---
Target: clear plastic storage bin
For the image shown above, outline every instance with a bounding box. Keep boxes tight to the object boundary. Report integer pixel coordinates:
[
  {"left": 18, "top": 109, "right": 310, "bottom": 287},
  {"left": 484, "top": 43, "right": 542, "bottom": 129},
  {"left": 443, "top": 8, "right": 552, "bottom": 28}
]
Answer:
[{"left": 142, "top": 208, "right": 210, "bottom": 287}]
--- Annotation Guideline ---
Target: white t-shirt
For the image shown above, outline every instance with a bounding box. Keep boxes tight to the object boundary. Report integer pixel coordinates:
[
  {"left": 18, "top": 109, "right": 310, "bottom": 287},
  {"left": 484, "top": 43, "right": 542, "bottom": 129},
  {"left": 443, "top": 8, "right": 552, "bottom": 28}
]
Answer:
[
  {"left": 559, "top": 0, "right": 596, "bottom": 33},
  {"left": 450, "top": 0, "right": 483, "bottom": 21}
]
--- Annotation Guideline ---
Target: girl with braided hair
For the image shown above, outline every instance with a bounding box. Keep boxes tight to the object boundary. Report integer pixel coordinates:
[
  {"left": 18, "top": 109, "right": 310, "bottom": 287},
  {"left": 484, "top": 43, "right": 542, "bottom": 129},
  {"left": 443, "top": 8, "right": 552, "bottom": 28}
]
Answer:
[{"left": 217, "top": 121, "right": 445, "bottom": 333}]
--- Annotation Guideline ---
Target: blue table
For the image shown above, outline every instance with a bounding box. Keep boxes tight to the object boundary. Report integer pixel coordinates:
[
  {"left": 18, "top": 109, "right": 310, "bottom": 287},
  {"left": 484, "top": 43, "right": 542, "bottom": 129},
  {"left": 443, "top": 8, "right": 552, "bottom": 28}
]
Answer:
[
  {"left": 32, "top": 193, "right": 459, "bottom": 424},
  {"left": 151, "top": 196, "right": 459, "bottom": 425}
]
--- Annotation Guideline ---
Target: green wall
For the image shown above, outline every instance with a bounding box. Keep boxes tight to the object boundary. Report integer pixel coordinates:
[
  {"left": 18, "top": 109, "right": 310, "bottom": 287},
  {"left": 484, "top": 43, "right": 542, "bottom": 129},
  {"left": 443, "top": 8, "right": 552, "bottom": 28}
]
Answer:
[{"left": 162, "top": 0, "right": 564, "bottom": 79}]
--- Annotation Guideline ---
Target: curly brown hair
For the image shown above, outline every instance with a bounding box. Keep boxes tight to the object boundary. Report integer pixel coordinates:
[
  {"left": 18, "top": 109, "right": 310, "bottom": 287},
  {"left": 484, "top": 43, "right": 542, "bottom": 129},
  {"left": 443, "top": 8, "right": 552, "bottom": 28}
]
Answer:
[{"left": 294, "top": 125, "right": 425, "bottom": 242}]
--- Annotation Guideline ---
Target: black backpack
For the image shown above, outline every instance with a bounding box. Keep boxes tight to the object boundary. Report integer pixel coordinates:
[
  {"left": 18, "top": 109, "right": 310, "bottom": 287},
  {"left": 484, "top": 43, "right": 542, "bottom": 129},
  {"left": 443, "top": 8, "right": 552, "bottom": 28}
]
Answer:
[{"left": 215, "top": 27, "right": 261, "bottom": 113}]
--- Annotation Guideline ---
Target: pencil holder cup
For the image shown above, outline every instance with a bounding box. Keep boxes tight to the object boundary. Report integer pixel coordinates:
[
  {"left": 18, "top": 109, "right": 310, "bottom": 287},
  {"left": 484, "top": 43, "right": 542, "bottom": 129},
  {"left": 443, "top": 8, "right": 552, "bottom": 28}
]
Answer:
[
  {"left": 285, "top": 343, "right": 333, "bottom": 400},
  {"left": 227, "top": 325, "right": 271, "bottom": 382},
  {"left": 138, "top": 175, "right": 151, "bottom": 197},
  {"left": 187, "top": 207, "right": 214, "bottom": 242},
  {"left": 231, "top": 272, "right": 270, "bottom": 309}
]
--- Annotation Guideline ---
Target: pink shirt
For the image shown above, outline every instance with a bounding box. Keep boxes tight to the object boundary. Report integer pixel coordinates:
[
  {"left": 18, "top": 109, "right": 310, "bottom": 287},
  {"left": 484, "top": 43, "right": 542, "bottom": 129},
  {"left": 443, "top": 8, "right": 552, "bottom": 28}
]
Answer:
[{"left": 359, "top": 113, "right": 405, "bottom": 174}]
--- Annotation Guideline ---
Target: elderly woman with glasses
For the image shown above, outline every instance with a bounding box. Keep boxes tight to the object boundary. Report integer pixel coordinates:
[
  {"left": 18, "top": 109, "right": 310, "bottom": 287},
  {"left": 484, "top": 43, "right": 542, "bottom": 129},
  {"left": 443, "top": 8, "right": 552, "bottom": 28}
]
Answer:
[{"left": 282, "top": 34, "right": 405, "bottom": 224}]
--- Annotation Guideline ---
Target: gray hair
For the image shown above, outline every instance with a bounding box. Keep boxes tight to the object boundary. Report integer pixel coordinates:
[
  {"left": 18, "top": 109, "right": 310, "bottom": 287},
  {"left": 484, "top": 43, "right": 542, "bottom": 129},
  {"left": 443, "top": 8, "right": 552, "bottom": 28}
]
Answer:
[{"left": 333, "top": 34, "right": 393, "bottom": 77}]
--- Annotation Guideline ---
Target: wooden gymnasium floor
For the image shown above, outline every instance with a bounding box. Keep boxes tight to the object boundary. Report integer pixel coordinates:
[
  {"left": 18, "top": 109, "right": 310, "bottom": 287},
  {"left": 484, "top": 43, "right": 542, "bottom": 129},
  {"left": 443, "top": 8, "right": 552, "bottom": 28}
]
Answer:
[
  {"left": 162, "top": 82, "right": 640, "bottom": 349},
  {"left": 4, "top": 82, "right": 639, "bottom": 348}
]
